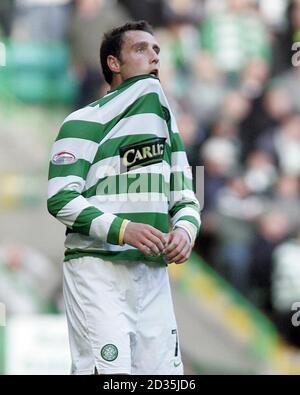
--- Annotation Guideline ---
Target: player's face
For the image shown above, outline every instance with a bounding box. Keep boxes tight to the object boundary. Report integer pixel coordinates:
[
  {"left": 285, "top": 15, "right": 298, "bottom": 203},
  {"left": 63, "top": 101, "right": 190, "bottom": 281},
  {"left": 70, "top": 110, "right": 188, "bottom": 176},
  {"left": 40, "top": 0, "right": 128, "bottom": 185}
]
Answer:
[{"left": 118, "top": 30, "right": 160, "bottom": 81}]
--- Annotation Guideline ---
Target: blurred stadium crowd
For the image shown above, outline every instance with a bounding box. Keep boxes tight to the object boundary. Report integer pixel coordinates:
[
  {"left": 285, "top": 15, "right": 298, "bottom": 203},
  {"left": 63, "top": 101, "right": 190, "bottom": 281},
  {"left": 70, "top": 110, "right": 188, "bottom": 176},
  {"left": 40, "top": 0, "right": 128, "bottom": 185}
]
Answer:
[{"left": 0, "top": 0, "right": 300, "bottom": 348}]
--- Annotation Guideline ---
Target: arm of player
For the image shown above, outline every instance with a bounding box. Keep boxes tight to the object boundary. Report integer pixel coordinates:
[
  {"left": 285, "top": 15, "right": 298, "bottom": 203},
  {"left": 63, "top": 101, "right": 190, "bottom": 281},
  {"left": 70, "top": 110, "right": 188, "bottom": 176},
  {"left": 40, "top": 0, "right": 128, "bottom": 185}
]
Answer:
[
  {"left": 168, "top": 138, "right": 201, "bottom": 249},
  {"left": 154, "top": 81, "right": 201, "bottom": 262},
  {"left": 47, "top": 119, "right": 127, "bottom": 246},
  {"left": 149, "top": 77, "right": 201, "bottom": 245}
]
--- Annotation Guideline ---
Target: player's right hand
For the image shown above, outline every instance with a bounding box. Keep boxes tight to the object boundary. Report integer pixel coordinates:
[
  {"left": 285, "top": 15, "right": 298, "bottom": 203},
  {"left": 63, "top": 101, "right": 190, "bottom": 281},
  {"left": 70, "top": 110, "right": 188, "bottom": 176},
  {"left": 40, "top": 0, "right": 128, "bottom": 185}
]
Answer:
[{"left": 123, "top": 222, "right": 167, "bottom": 256}]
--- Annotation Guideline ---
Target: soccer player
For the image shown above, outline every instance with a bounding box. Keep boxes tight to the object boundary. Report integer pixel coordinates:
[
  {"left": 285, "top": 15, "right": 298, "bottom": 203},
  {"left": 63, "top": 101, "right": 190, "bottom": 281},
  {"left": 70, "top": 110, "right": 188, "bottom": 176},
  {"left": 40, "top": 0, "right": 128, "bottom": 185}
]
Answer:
[{"left": 47, "top": 20, "right": 200, "bottom": 375}]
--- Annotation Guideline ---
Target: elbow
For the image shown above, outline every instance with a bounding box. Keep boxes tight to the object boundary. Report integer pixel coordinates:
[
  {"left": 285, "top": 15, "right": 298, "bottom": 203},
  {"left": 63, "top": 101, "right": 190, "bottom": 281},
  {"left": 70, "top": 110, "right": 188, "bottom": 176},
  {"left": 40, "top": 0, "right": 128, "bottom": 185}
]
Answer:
[{"left": 47, "top": 194, "right": 60, "bottom": 219}]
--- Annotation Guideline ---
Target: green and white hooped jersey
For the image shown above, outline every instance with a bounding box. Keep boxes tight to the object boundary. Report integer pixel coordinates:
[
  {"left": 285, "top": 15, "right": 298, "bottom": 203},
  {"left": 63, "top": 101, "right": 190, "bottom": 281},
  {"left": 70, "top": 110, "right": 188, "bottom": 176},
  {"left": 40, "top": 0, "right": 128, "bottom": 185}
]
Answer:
[{"left": 47, "top": 75, "right": 200, "bottom": 263}]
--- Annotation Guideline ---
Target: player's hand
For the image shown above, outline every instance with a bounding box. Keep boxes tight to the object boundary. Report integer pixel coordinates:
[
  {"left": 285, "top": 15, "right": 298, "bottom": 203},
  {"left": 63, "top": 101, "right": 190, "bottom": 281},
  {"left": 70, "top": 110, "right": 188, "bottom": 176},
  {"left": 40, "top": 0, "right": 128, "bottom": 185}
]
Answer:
[
  {"left": 164, "top": 228, "right": 192, "bottom": 264},
  {"left": 123, "top": 222, "right": 167, "bottom": 256}
]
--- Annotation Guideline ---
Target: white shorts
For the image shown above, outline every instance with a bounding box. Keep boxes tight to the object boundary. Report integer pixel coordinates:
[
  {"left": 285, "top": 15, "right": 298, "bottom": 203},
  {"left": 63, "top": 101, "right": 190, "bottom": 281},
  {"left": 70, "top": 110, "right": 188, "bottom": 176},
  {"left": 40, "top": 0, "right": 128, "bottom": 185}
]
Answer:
[{"left": 63, "top": 256, "right": 183, "bottom": 375}]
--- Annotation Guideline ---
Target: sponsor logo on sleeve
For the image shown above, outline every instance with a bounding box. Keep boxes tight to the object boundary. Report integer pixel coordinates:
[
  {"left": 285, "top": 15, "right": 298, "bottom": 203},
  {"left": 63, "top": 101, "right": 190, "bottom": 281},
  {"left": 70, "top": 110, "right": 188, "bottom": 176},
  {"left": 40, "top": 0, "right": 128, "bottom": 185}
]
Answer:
[{"left": 51, "top": 151, "right": 77, "bottom": 165}]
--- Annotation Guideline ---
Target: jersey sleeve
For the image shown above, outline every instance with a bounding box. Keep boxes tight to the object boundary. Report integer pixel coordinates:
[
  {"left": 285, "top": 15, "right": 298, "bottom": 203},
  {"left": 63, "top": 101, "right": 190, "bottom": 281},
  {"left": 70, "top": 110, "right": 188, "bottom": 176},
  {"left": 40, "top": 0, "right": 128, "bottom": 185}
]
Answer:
[
  {"left": 144, "top": 77, "right": 201, "bottom": 244},
  {"left": 47, "top": 119, "right": 128, "bottom": 245},
  {"left": 158, "top": 88, "right": 201, "bottom": 245},
  {"left": 169, "top": 128, "right": 201, "bottom": 245}
]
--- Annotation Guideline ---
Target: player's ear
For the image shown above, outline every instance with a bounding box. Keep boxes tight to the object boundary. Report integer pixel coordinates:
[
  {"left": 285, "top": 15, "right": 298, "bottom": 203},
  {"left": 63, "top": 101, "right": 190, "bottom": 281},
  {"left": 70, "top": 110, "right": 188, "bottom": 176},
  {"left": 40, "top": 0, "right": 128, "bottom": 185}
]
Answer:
[{"left": 107, "top": 55, "right": 121, "bottom": 74}]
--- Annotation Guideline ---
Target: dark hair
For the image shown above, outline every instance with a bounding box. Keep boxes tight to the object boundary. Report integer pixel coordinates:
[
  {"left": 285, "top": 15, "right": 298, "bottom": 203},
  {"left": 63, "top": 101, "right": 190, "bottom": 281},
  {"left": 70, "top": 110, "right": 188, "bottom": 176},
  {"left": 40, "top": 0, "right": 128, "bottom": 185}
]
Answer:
[{"left": 100, "top": 20, "right": 154, "bottom": 84}]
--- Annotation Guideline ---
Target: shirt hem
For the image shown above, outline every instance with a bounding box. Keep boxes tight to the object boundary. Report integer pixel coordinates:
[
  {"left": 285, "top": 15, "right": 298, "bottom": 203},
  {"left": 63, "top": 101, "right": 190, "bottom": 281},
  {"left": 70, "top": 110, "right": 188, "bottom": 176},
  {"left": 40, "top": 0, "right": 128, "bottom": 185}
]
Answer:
[{"left": 63, "top": 249, "right": 166, "bottom": 265}]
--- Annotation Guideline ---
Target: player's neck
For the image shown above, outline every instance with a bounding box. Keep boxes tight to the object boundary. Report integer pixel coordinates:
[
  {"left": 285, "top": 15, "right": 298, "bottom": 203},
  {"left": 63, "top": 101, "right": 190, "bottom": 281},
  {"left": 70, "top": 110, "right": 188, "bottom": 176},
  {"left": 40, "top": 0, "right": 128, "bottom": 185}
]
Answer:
[{"left": 110, "top": 75, "right": 124, "bottom": 91}]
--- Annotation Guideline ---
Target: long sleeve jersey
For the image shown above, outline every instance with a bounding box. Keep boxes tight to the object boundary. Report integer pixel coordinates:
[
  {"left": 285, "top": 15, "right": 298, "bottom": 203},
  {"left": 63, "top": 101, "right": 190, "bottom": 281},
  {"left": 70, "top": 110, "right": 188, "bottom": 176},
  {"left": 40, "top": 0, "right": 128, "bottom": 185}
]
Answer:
[{"left": 47, "top": 74, "right": 200, "bottom": 264}]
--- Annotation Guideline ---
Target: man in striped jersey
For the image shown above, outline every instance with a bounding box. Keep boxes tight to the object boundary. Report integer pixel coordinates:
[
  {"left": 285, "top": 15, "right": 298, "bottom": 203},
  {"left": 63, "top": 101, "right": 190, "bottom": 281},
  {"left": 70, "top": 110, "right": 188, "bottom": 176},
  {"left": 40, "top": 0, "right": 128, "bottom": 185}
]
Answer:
[{"left": 47, "top": 20, "right": 200, "bottom": 375}]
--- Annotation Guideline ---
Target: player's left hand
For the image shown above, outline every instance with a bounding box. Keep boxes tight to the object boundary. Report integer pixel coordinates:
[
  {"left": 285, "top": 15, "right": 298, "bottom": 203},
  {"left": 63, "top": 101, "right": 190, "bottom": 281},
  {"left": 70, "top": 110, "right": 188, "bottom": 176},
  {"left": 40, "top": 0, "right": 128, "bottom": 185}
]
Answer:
[{"left": 164, "top": 228, "right": 192, "bottom": 264}]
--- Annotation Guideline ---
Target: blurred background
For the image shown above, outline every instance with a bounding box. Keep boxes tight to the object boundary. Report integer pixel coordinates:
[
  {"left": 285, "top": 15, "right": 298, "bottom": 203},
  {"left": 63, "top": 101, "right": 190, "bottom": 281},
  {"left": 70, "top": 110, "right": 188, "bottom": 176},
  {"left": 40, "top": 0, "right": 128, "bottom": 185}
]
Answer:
[{"left": 0, "top": 0, "right": 300, "bottom": 374}]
